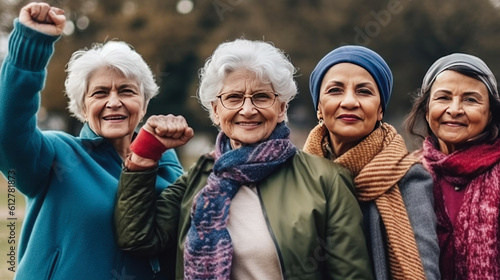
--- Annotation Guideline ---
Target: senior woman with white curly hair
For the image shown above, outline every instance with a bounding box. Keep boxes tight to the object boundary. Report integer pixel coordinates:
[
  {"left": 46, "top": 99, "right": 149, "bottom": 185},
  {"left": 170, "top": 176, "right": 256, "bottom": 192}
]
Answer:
[
  {"left": 0, "top": 2, "right": 191, "bottom": 280},
  {"left": 114, "top": 38, "right": 373, "bottom": 279}
]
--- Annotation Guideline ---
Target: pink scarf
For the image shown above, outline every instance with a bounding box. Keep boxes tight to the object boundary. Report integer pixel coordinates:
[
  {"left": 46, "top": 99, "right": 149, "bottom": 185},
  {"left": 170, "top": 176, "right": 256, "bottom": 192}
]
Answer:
[{"left": 422, "top": 137, "right": 500, "bottom": 280}]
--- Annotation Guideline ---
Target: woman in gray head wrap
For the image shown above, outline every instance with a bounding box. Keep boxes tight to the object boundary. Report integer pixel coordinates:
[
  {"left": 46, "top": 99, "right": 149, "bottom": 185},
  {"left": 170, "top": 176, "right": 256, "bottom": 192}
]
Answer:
[{"left": 405, "top": 53, "right": 500, "bottom": 280}]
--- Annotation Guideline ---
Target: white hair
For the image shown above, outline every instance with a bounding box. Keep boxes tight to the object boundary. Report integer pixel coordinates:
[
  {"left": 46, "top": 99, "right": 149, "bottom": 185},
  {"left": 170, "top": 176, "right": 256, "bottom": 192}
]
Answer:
[
  {"left": 64, "top": 41, "right": 159, "bottom": 122},
  {"left": 197, "top": 39, "right": 298, "bottom": 122}
]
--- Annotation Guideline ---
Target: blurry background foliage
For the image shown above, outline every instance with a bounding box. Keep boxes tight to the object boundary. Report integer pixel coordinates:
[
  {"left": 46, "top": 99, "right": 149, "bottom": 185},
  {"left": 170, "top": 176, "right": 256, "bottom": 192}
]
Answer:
[
  {"left": 1, "top": 0, "right": 500, "bottom": 160},
  {"left": 0, "top": 0, "right": 499, "bottom": 278}
]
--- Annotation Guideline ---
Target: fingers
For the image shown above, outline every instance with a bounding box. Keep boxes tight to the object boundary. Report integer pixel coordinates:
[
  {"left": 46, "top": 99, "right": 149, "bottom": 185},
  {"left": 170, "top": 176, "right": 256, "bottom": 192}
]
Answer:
[
  {"left": 48, "top": 7, "right": 66, "bottom": 26},
  {"left": 25, "top": 2, "right": 52, "bottom": 23},
  {"left": 50, "top": 7, "right": 65, "bottom": 16},
  {"left": 19, "top": 3, "right": 66, "bottom": 36},
  {"left": 141, "top": 114, "right": 194, "bottom": 150},
  {"left": 144, "top": 114, "right": 194, "bottom": 140},
  {"left": 182, "top": 127, "right": 195, "bottom": 141}
]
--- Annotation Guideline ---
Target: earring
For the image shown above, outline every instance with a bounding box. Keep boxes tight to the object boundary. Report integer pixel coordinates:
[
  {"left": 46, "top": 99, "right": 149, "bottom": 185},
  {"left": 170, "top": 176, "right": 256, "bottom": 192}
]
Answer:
[{"left": 318, "top": 118, "right": 324, "bottom": 127}]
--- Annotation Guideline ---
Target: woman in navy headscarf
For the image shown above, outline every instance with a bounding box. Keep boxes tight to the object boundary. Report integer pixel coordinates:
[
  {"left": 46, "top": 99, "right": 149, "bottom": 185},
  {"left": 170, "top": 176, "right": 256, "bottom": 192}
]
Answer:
[{"left": 303, "top": 45, "right": 440, "bottom": 280}]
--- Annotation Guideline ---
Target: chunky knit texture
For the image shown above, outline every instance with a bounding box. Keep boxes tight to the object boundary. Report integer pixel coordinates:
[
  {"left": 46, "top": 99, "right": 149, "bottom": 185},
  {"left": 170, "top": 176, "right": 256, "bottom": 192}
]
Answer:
[
  {"left": 304, "top": 123, "right": 425, "bottom": 279},
  {"left": 423, "top": 137, "right": 500, "bottom": 280},
  {"left": 183, "top": 122, "right": 296, "bottom": 279}
]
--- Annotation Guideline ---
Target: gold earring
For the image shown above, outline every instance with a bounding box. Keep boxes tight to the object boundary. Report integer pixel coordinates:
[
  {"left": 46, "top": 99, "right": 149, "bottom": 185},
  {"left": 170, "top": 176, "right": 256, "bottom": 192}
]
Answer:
[{"left": 318, "top": 118, "right": 324, "bottom": 127}]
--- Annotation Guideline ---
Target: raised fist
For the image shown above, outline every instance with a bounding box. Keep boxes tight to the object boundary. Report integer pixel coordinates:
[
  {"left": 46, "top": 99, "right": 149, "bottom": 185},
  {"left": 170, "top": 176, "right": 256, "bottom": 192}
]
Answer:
[
  {"left": 129, "top": 114, "right": 194, "bottom": 166},
  {"left": 19, "top": 2, "right": 66, "bottom": 36},
  {"left": 142, "top": 114, "right": 194, "bottom": 150}
]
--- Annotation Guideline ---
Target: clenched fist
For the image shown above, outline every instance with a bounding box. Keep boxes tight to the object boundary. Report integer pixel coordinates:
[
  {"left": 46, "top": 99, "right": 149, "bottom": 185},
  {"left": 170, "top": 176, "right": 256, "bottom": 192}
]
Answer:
[
  {"left": 127, "top": 115, "right": 194, "bottom": 170},
  {"left": 19, "top": 2, "right": 66, "bottom": 36},
  {"left": 142, "top": 114, "right": 194, "bottom": 150}
]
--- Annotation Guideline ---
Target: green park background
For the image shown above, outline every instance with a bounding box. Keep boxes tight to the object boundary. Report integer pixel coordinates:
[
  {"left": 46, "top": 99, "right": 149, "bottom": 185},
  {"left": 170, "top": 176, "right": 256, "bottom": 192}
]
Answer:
[{"left": 1, "top": 0, "right": 500, "bottom": 278}]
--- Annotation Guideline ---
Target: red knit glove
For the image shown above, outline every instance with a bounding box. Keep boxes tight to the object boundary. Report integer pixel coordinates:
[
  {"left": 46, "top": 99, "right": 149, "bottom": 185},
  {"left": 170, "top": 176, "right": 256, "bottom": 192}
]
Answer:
[{"left": 130, "top": 128, "right": 168, "bottom": 161}]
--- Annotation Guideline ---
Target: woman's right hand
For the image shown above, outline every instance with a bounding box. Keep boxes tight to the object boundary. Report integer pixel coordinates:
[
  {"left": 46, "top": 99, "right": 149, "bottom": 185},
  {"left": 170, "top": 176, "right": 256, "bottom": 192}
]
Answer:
[
  {"left": 142, "top": 114, "right": 194, "bottom": 150},
  {"left": 127, "top": 115, "right": 194, "bottom": 171},
  {"left": 19, "top": 2, "right": 66, "bottom": 36}
]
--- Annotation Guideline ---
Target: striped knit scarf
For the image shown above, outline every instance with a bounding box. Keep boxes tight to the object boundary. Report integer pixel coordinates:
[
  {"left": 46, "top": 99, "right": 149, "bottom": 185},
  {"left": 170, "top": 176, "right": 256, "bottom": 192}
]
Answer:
[
  {"left": 422, "top": 137, "right": 500, "bottom": 280},
  {"left": 183, "top": 122, "right": 296, "bottom": 279},
  {"left": 303, "top": 122, "right": 425, "bottom": 279}
]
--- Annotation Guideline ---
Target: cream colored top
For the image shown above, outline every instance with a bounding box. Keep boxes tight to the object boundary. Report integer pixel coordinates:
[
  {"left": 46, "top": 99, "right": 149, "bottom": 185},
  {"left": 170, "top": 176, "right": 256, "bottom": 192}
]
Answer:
[{"left": 227, "top": 185, "right": 283, "bottom": 280}]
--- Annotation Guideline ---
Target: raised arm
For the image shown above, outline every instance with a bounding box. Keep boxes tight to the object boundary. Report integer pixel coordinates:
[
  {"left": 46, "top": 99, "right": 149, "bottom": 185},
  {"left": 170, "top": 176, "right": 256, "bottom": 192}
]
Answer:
[
  {"left": 115, "top": 114, "right": 193, "bottom": 256},
  {"left": 0, "top": 3, "right": 65, "bottom": 196},
  {"left": 115, "top": 165, "right": 190, "bottom": 256}
]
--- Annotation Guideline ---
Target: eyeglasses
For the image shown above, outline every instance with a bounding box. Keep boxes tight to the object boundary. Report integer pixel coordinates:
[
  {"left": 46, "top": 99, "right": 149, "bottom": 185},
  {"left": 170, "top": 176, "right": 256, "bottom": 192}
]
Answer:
[{"left": 217, "top": 91, "right": 278, "bottom": 109}]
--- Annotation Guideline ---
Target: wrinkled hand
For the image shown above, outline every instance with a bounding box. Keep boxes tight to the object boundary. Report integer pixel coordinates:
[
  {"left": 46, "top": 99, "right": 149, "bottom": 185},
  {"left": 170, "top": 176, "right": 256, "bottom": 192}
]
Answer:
[
  {"left": 142, "top": 114, "right": 194, "bottom": 150},
  {"left": 19, "top": 2, "right": 66, "bottom": 36},
  {"left": 127, "top": 115, "right": 193, "bottom": 170}
]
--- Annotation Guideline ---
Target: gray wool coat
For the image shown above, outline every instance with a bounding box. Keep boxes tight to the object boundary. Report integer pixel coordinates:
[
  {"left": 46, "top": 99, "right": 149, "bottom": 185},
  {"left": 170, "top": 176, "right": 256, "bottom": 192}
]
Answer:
[{"left": 360, "top": 163, "right": 440, "bottom": 280}]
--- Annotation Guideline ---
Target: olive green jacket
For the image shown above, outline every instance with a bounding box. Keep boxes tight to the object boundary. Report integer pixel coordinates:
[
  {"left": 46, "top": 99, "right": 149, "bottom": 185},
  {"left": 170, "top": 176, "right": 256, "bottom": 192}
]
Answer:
[{"left": 115, "top": 150, "right": 373, "bottom": 279}]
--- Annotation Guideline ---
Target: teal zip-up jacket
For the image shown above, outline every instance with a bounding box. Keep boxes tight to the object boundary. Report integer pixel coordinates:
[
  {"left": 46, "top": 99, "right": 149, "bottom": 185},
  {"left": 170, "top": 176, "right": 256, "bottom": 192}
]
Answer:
[
  {"left": 0, "top": 20, "right": 184, "bottom": 280},
  {"left": 116, "top": 151, "right": 374, "bottom": 279}
]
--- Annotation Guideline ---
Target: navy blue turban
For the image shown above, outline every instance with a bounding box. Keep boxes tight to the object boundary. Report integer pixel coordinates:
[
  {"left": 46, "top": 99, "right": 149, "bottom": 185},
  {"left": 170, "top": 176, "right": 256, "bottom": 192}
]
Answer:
[{"left": 309, "top": 45, "right": 393, "bottom": 113}]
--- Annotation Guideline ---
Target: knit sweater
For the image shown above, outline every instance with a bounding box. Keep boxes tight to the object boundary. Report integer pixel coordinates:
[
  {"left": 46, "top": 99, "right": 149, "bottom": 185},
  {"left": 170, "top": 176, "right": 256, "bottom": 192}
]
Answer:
[{"left": 0, "top": 20, "right": 184, "bottom": 280}]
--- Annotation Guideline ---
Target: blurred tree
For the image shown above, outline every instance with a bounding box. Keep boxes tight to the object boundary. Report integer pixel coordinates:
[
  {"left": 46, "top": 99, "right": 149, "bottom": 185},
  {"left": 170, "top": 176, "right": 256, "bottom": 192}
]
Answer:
[{"left": 2, "top": 0, "right": 500, "bottom": 149}]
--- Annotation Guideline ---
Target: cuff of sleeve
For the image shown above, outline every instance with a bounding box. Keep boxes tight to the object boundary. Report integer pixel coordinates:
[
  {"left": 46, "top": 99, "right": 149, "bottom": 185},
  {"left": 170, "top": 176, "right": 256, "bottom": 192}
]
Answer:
[
  {"left": 7, "top": 19, "right": 60, "bottom": 71},
  {"left": 123, "top": 153, "right": 158, "bottom": 172},
  {"left": 130, "top": 128, "right": 167, "bottom": 161}
]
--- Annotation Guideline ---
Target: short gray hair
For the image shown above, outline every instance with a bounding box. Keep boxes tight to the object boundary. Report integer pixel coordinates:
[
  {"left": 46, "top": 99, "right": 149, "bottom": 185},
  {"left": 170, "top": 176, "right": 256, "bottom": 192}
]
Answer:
[
  {"left": 197, "top": 39, "right": 298, "bottom": 122},
  {"left": 65, "top": 41, "right": 159, "bottom": 122}
]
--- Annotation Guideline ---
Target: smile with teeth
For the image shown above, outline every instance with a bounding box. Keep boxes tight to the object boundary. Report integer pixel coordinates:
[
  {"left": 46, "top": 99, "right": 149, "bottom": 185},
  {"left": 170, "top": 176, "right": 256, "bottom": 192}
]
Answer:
[
  {"left": 237, "top": 122, "right": 260, "bottom": 126},
  {"left": 103, "top": 115, "right": 127, "bottom": 120},
  {"left": 443, "top": 121, "right": 465, "bottom": 126}
]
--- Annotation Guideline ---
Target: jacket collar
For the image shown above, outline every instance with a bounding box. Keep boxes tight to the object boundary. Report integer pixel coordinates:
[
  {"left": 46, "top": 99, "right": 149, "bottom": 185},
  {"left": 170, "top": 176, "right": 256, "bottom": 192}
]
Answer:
[
  {"left": 78, "top": 122, "right": 139, "bottom": 148},
  {"left": 79, "top": 122, "right": 101, "bottom": 139},
  {"left": 78, "top": 122, "right": 105, "bottom": 147}
]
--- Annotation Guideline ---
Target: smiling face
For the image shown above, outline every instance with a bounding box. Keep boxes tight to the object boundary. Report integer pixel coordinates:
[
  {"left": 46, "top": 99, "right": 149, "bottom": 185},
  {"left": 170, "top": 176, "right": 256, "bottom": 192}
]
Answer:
[
  {"left": 211, "top": 69, "right": 286, "bottom": 149},
  {"left": 83, "top": 67, "right": 146, "bottom": 143},
  {"left": 426, "top": 70, "right": 491, "bottom": 154},
  {"left": 317, "top": 63, "right": 383, "bottom": 156}
]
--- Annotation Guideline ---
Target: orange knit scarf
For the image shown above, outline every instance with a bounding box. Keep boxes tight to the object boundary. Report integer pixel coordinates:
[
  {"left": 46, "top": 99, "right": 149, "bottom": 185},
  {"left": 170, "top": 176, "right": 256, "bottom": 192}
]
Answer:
[{"left": 303, "top": 123, "right": 425, "bottom": 280}]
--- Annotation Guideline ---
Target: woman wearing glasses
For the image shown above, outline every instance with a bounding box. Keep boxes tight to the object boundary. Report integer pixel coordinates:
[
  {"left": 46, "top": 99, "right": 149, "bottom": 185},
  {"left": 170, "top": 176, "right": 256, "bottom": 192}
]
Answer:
[{"left": 114, "top": 39, "right": 373, "bottom": 279}]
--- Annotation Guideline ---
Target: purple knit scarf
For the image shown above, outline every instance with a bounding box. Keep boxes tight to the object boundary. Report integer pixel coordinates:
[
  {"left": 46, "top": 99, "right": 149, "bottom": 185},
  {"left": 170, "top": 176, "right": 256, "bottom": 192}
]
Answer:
[
  {"left": 422, "top": 137, "right": 500, "bottom": 280},
  {"left": 183, "top": 122, "right": 296, "bottom": 279}
]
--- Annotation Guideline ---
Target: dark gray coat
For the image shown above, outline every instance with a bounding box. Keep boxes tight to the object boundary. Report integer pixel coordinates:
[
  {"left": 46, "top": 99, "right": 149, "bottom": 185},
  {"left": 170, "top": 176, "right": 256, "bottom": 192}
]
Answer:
[{"left": 360, "top": 163, "right": 440, "bottom": 280}]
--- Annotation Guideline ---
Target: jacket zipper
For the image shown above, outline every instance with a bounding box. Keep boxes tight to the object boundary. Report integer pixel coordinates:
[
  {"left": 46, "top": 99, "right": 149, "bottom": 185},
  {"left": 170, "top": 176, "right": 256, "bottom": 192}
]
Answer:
[{"left": 256, "top": 187, "right": 287, "bottom": 279}]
